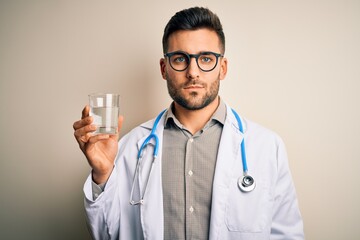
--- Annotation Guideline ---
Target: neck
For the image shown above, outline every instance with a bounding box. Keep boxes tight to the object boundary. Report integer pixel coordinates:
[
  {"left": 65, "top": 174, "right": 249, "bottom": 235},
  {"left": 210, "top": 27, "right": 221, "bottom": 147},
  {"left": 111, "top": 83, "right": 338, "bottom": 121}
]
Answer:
[{"left": 173, "top": 97, "right": 220, "bottom": 134}]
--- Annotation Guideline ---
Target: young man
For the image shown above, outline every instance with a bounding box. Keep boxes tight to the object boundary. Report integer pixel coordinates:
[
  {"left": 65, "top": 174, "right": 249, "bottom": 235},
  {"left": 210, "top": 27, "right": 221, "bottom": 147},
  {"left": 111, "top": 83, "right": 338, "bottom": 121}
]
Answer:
[{"left": 73, "top": 7, "right": 304, "bottom": 240}]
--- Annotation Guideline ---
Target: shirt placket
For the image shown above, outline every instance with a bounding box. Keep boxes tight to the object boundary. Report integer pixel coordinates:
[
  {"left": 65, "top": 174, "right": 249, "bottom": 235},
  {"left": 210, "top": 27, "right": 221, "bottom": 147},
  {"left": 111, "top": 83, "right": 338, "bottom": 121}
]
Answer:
[{"left": 185, "top": 135, "right": 195, "bottom": 239}]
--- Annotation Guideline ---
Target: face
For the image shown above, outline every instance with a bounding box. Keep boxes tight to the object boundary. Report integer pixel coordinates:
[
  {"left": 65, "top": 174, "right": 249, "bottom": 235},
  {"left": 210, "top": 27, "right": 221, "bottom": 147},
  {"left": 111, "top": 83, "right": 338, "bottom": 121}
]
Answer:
[{"left": 160, "top": 29, "right": 227, "bottom": 110}]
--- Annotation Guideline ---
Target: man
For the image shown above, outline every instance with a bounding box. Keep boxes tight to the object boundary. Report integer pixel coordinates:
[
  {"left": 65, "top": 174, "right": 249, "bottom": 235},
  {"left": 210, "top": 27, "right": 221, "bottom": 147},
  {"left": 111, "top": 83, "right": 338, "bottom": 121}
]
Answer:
[{"left": 73, "top": 7, "right": 304, "bottom": 240}]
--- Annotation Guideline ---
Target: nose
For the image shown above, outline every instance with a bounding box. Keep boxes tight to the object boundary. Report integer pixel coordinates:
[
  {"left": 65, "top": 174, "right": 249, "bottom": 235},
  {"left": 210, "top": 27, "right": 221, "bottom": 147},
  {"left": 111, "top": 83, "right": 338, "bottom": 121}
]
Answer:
[{"left": 186, "top": 57, "right": 200, "bottom": 79}]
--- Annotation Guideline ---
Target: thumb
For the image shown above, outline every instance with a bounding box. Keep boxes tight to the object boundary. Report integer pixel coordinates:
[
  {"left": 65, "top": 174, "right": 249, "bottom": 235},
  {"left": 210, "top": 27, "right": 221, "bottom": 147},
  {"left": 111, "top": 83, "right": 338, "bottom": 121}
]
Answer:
[{"left": 117, "top": 115, "right": 124, "bottom": 137}]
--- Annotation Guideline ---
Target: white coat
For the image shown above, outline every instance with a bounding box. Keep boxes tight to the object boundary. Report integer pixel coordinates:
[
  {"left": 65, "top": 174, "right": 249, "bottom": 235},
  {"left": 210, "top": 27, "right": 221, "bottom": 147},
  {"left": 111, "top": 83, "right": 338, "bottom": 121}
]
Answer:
[{"left": 83, "top": 104, "right": 304, "bottom": 240}]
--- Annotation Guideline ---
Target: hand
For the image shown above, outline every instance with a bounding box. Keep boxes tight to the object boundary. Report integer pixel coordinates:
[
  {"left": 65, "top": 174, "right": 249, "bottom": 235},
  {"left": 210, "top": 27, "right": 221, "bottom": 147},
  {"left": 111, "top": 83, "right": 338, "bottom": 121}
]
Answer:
[{"left": 73, "top": 105, "right": 124, "bottom": 184}]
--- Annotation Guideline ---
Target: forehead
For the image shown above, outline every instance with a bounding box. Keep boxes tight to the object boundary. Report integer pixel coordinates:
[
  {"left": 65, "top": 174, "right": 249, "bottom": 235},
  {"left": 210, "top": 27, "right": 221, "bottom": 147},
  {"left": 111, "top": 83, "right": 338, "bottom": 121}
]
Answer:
[{"left": 167, "top": 28, "right": 221, "bottom": 53}]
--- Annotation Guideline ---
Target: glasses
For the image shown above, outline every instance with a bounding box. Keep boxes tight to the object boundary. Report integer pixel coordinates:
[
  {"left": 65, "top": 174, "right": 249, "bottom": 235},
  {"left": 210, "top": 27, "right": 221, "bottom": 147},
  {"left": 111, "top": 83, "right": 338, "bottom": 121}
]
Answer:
[{"left": 164, "top": 51, "right": 224, "bottom": 72}]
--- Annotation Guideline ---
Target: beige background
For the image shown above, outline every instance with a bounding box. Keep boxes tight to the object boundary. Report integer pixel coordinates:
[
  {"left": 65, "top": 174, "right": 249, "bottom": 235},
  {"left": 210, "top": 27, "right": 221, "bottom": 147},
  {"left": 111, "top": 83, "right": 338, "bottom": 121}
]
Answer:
[{"left": 0, "top": 0, "right": 359, "bottom": 239}]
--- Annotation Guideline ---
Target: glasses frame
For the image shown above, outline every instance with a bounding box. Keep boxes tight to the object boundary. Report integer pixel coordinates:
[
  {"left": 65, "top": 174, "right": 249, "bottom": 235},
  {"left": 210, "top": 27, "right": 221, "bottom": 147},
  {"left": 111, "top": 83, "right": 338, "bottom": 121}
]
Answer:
[{"left": 164, "top": 51, "right": 224, "bottom": 72}]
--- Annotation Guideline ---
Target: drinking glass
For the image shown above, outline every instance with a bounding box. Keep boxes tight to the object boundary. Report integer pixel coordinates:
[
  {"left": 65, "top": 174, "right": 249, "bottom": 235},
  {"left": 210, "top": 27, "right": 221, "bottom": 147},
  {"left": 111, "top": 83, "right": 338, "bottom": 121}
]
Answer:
[{"left": 89, "top": 93, "right": 120, "bottom": 135}]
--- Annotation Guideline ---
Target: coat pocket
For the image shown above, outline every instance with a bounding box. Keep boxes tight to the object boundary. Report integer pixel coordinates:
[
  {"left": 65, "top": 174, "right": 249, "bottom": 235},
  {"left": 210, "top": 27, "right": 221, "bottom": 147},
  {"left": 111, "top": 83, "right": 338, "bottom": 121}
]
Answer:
[{"left": 225, "top": 178, "right": 273, "bottom": 232}]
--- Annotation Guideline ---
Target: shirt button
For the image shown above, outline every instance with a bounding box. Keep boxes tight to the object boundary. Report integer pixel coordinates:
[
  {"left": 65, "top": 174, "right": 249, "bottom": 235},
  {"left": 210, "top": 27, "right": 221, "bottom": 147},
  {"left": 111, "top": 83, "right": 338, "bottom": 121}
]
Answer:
[
  {"left": 188, "top": 170, "right": 193, "bottom": 176},
  {"left": 189, "top": 138, "right": 194, "bottom": 143},
  {"left": 189, "top": 206, "right": 194, "bottom": 213}
]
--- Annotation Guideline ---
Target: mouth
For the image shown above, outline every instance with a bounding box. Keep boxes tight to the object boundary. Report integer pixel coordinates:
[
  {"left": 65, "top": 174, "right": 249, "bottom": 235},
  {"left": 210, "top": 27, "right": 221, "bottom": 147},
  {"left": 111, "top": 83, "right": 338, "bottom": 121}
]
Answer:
[
  {"left": 183, "top": 83, "right": 204, "bottom": 90},
  {"left": 184, "top": 85, "right": 203, "bottom": 89}
]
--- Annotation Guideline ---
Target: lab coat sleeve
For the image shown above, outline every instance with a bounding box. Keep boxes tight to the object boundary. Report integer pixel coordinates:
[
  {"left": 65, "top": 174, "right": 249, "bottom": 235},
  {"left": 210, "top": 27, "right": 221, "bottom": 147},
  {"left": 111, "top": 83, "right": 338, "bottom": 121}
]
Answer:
[
  {"left": 270, "top": 138, "right": 304, "bottom": 239},
  {"left": 84, "top": 165, "right": 121, "bottom": 240}
]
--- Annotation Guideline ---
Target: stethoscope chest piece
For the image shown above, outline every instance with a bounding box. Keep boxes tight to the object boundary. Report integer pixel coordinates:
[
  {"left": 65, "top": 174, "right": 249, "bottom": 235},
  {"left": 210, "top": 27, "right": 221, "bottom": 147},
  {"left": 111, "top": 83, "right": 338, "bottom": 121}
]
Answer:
[{"left": 238, "top": 174, "right": 256, "bottom": 192}]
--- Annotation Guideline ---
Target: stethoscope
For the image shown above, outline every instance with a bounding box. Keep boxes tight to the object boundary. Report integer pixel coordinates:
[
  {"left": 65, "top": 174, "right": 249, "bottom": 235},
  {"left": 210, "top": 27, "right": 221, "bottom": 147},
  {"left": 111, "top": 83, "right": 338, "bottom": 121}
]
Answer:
[{"left": 129, "top": 109, "right": 255, "bottom": 205}]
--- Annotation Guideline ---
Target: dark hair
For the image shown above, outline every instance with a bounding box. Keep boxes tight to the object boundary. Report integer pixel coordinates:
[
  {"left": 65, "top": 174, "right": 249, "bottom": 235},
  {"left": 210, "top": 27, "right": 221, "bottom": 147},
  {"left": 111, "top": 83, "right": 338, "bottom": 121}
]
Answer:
[{"left": 162, "top": 7, "right": 225, "bottom": 54}]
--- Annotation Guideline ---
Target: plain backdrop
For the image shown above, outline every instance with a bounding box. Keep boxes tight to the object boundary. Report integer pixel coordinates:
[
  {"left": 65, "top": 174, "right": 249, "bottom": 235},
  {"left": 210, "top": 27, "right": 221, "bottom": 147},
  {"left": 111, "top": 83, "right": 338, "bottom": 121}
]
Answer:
[{"left": 0, "top": 0, "right": 359, "bottom": 239}]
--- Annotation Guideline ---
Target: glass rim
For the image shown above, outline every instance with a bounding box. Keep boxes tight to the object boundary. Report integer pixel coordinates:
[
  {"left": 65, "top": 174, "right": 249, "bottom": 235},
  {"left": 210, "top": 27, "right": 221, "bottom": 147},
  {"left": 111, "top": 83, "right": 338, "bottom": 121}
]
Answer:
[{"left": 88, "top": 93, "right": 120, "bottom": 97}]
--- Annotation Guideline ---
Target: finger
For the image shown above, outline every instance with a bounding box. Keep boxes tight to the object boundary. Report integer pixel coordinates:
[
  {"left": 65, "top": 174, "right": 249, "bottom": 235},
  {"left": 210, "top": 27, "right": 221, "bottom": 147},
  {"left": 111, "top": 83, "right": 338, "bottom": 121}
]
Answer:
[
  {"left": 74, "top": 124, "right": 97, "bottom": 141},
  {"left": 77, "top": 131, "right": 96, "bottom": 154},
  {"left": 87, "top": 134, "right": 110, "bottom": 145},
  {"left": 109, "top": 115, "right": 124, "bottom": 141},
  {"left": 117, "top": 115, "right": 124, "bottom": 133},
  {"left": 82, "top": 105, "right": 90, "bottom": 119},
  {"left": 79, "top": 131, "right": 95, "bottom": 143},
  {"left": 78, "top": 132, "right": 92, "bottom": 146},
  {"left": 73, "top": 116, "right": 93, "bottom": 130}
]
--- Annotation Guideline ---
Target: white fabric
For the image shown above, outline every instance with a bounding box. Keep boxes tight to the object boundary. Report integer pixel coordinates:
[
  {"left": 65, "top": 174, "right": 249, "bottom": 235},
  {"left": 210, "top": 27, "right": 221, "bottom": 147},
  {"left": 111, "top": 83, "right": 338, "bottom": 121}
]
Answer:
[{"left": 83, "top": 104, "right": 304, "bottom": 240}]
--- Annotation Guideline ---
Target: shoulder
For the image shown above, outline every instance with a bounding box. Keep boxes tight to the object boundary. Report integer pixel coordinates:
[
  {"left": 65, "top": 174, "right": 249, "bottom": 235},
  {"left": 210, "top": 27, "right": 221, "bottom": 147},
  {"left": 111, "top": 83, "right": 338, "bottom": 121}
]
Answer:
[
  {"left": 118, "top": 119, "right": 154, "bottom": 145},
  {"left": 225, "top": 104, "right": 284, "bottom": 147},
  {"left": 118, "top": 109, "right": 167, "bottom": 147},
  {"left": 245, "top": 118, "right": 283, "bottom": 142},
  {"left": 242, "top": 118, "right": 288, "bottom": 166}
]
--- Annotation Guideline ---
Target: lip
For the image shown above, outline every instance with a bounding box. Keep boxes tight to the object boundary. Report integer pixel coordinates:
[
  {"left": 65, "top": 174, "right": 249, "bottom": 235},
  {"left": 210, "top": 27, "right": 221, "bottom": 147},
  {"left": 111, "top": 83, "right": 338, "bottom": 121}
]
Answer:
[{"left": 184, "top": 84, "right": 203, "bottom": 89}]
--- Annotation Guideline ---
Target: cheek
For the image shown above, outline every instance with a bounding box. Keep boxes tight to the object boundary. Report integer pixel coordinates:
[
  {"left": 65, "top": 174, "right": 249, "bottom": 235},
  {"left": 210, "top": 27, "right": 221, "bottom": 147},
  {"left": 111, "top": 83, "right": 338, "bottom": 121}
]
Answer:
[
  {"left": 166, "top": 70, "right": 185, "bottom": 84},
  {"left": 208, "top": 72, "right": 221, "bottom": 84}
]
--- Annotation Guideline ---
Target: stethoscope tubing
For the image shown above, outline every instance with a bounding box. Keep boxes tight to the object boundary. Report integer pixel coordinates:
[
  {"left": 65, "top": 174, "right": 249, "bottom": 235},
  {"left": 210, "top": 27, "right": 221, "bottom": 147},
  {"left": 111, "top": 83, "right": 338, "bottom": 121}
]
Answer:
[
  {"left": 130, "top": 109, "right": 167, "bottom": 205},
  {"left": 137, "top": 109, "right": 167, "bottom": 159},
  {"left": 130, "top": 108, "right": 255, "bottom": 205},
  {"left": 231, "top": 109, "right": 248, "bottom": 173}
]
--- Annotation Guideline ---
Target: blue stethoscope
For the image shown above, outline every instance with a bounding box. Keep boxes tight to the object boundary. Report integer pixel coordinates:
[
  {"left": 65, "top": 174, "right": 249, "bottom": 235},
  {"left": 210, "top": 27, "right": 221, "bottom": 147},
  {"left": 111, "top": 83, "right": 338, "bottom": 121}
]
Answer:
[{"left": 129, "top": 109, "right": 256, "bottom": 205}]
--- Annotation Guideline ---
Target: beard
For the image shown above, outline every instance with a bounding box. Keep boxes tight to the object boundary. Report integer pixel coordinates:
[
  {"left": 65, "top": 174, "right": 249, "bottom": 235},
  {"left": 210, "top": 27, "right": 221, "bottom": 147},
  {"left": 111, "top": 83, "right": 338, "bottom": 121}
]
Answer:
[{"left": 165, "top": 73, "right": 220, "bottom": 110}]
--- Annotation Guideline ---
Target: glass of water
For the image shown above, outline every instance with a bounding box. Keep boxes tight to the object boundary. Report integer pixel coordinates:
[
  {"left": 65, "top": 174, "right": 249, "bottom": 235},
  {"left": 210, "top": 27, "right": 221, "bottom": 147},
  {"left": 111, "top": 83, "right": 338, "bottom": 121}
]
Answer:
[{"left": 89, "top": 93, "right": 120, "bottom": 135}]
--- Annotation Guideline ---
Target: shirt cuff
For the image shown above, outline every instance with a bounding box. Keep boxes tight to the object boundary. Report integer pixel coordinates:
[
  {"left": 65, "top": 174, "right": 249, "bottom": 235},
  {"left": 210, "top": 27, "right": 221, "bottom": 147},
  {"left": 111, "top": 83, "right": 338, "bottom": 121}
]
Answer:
[{"left": 91, "top": 181, "right": 106, "bottom": 201}]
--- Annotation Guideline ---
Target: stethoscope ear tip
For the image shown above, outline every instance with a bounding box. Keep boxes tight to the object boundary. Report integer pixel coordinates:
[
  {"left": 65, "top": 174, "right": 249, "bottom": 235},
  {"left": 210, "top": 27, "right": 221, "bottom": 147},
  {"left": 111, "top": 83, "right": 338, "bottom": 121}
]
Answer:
[{"left": 238, "top": 175, "right": 256, "bottom": 192}]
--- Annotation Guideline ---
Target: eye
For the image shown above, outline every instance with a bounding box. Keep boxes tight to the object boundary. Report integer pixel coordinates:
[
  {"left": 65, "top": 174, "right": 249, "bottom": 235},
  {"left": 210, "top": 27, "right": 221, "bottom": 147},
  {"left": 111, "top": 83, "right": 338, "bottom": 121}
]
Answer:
[
  {"left": 200, "top": 55, "right": 214, "bottom": 63},
  {"left": 170, "top": 53, "right": 188, "bottom": 64},
  {"left": 173, "top": 56, "right": 186, "bottom": 63}
]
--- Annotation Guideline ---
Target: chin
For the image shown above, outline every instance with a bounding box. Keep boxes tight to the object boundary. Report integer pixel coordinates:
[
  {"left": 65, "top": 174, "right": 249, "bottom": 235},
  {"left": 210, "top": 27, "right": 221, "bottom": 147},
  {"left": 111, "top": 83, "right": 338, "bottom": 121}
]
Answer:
[{"left": 178, "top": 97, "right": 214, "bottom": 111}]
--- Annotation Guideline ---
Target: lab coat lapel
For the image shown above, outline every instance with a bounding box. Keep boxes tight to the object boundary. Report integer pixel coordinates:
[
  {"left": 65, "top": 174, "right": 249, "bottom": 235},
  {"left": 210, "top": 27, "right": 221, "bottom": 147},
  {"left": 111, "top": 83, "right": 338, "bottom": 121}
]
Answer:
[
  {"left": 135, "top": 113, "right": 166, "bottom": 240},
  {"left": 209, "top": 106, "right": 244, "bottom": 240}
]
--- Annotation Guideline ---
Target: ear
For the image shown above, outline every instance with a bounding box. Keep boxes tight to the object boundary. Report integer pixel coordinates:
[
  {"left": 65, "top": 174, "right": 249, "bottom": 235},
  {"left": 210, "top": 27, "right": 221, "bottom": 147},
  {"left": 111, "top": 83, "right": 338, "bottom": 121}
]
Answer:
[
  {"left": 160, "top": 58, "right": 167, "bottom": 80},
  {"left": 219, "top": 57, "right": 228, "bottom": 80}
]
